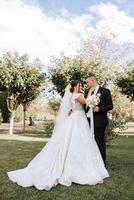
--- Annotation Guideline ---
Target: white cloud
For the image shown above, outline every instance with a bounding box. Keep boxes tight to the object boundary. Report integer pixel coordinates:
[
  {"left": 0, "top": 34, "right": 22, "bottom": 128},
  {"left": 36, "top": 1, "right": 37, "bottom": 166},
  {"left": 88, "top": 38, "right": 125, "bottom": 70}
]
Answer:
[
  {"left": 0, "top": 0, "right": 92, "bottom": 66},
  {"left": 0, "top": 0, "right": 134, "bottom": 67},
  {"left": 89, "top": 3, "right": 134, "bottom": 43}
]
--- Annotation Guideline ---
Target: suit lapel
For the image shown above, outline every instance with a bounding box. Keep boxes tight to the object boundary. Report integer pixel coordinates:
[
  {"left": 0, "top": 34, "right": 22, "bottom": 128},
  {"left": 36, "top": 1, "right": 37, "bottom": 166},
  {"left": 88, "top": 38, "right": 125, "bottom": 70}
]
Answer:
[
  {"left": 97, "top": 87, "right": 103, "bottom": 105},
  {"left": 85, "top": 86, "right": 102, "bottom": 98},
  {"left": 96, "top": 86, "right": 101, "bottom": 94},
  {"left": 85, "top": 89, "right": 89, "bottom": 98}
]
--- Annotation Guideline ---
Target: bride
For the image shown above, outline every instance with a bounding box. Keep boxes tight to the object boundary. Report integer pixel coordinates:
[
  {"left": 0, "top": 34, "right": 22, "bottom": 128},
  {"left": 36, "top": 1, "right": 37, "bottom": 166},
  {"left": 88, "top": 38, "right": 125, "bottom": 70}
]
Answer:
[{"left": 7, "top": 80, "right": 109, "bottom": 191}]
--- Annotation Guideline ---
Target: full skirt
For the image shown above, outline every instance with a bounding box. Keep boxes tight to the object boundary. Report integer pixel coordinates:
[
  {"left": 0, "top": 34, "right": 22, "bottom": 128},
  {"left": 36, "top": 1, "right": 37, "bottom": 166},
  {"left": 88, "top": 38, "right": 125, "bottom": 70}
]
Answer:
[{"left": 7, "top": 110, "right": 109, "bottom": 191}]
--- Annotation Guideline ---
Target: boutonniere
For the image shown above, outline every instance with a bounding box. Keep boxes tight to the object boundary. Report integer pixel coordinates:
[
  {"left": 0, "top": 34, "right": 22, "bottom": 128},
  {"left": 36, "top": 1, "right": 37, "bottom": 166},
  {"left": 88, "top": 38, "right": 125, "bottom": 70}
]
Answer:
[{"left": 97, "top": 92, "right": 101, "bottom": 98}]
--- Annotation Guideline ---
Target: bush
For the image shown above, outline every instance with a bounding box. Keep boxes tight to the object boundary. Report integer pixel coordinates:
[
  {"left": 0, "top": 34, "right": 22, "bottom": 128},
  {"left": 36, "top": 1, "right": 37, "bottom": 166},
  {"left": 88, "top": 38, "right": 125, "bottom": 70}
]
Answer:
[
  {"left": 106, "top": 117, "right": 125, "bottom": 144},
  {"left": 43, "top": 119, "right": 55, "bottom": 137},
  {"left": 105, "top": 84, "right": 132, "bottom": 143}
]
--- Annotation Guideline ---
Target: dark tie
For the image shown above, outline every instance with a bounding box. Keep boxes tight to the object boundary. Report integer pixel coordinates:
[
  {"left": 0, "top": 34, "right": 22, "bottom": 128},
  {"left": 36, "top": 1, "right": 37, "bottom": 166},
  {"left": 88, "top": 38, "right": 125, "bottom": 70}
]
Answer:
[{"left": 91, "top": 91, "right": 94, "bottom": 95}]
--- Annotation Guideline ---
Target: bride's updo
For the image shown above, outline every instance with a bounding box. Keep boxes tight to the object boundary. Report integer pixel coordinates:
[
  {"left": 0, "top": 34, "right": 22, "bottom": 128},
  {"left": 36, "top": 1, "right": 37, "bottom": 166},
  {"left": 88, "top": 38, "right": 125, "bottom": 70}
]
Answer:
[{"left": 70, "top": 80, "right": 81, "bottom": 93}]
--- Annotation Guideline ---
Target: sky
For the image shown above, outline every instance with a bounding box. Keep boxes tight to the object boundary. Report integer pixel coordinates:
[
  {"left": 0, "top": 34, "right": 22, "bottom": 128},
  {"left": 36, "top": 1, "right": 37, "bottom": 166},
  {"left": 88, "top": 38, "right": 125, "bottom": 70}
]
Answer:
[{"left": 0, "top": 0, "right": 134, "bottom": 69}]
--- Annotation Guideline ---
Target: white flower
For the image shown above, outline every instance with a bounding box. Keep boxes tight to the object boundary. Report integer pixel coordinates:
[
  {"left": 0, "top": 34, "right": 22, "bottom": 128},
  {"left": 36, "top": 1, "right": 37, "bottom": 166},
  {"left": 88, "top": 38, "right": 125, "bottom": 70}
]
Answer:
[
  {"left": 97, "top": 93, "right": 101, "bottom": 97},
  {"left": 86, "top": 94, "right": 100, "bottom": 108}
]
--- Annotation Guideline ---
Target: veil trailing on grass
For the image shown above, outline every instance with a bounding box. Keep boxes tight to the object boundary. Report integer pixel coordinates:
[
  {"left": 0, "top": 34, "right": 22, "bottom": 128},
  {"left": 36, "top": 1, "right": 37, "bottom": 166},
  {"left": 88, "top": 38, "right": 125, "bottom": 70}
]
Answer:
[{"left": 54, "top": 84, "right": 73, "bottom": 131}]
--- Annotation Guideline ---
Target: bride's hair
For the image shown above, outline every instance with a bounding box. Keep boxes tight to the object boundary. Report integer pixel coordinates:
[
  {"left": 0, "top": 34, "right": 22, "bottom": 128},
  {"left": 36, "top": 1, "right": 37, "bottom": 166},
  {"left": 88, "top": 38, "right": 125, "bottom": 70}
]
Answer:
[{"left": 70, "top": 80, "right": 81, "bottom": 93}]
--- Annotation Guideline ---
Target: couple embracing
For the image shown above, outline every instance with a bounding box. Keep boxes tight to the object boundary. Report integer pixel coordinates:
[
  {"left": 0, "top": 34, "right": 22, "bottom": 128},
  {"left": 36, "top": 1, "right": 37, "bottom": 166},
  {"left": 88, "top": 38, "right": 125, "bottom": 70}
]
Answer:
[{"left": 7, "top": 74, "right": 113, "bottom": 191}]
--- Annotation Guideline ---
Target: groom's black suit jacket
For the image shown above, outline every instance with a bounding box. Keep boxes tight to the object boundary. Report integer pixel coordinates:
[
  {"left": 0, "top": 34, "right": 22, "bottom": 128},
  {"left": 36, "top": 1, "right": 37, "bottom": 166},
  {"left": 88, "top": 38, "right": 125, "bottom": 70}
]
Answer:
[{"left": 85, "top": 87, "right": 113, "bottom": 127}]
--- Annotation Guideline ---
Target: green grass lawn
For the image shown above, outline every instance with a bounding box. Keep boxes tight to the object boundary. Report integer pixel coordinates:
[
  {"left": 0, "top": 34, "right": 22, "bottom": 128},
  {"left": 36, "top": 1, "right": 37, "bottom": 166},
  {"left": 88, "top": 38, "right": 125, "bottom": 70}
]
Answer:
[
  {"left": 15, "top": 130, "right": 49, "bottom": 138},
  {"left": 0, "top": 136, "right": 134, "bottom": 200}
]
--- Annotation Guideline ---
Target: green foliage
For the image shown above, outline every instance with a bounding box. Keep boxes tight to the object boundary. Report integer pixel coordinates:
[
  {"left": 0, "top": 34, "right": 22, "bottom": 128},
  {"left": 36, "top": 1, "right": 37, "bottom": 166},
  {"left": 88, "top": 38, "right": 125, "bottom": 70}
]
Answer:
[
  {"left": 111, "top": 85, "right": 132, "bottom": 121},
  {"left": 105, "top": 84, "right": 133, "bottom": 143},
  {"left": 106, "top": 118, "right": 124, "bottom": 144},
  {"left": 43, "top": 119, "right": 55, "bottom": 137},
  {"left": 48, "top": 99, "right": 60, "bottom": 115},
  {"left": 0, "top": 92, "right": 10, "bottom": 122},
  {"left": 49, "top": 55, "right": 107, "bottom": 96},
  {"left": 0, "top": 52, "right": 45, "bottom": 112},
  {"left": 0, "top": 52, "right": 45, "bottom": 134},
  {"left": 17, "top": 67, "right": 45, "bottom": 106},
  {"left": 117, "top": 68, "right": 134, "bottom": 101}
]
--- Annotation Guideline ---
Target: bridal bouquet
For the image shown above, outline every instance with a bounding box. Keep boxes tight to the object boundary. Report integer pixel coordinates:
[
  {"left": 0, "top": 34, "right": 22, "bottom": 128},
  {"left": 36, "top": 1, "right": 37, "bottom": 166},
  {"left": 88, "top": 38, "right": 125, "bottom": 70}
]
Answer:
[{"left": 86, "top": 93, "right": 101, "bottom": 108}]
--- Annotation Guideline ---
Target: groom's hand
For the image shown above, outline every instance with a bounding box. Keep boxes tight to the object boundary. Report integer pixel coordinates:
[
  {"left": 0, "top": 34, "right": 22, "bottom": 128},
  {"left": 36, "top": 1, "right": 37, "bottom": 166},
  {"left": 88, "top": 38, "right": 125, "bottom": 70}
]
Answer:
[{"left": 93, "top": 106, "right": 99, "bottom": 112}]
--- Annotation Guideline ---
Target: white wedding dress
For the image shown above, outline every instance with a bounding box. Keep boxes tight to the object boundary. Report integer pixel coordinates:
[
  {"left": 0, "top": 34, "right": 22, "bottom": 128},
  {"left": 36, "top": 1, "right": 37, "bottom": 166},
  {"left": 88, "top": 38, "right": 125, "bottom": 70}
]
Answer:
[{"left": 7, "top": 91, "right": 109, "bottom": 191}]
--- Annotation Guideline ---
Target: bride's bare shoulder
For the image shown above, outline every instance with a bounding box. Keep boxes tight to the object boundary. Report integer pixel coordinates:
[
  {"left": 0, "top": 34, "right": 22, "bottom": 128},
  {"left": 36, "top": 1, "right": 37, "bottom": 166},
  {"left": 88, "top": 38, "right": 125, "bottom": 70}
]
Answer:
[
  {"left": 72, "top": 93, "right": 84, "bottom": 99},
  {"left": 71, "top": 93, "right": 85, "bottom": 104}
]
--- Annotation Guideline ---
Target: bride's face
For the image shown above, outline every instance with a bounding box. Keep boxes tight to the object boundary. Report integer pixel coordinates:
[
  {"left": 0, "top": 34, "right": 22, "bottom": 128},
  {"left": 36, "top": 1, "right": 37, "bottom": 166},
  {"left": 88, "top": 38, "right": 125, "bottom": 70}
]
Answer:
[{"left": 76, "top": 83, "right": 82, "bottom": 93}]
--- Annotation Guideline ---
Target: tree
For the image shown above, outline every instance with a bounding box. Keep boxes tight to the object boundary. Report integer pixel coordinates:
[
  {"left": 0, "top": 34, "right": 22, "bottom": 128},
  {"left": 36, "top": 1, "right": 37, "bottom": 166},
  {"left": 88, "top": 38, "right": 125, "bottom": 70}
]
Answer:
[
  {"left": 117, "top": 68, "right": 134, "bottom": 101},
  {"left": 49, "top": 29, "right": 132, "bottom": 96},
  {"left": 17, "top": 66, "right": 45, "bottom": 131},
  {"left": 0, "top": 52, "right": 45, "bottom": 135},
  {"left": 49, "top": 55, "right": 107, "bottom": 96}
]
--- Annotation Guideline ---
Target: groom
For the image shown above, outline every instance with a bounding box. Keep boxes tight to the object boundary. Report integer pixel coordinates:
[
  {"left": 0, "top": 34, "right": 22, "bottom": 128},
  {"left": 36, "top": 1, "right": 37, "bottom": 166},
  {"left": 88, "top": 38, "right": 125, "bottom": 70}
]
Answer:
[{"left": 85, "top": 75, "right": 113, "bottom": 166}]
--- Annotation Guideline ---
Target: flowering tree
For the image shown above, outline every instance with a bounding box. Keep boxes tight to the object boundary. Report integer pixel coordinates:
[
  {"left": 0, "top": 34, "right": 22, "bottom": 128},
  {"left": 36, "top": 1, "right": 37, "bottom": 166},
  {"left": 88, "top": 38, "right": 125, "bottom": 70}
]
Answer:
[
  {"left": 48, "top": 31, "right": 133, "bottom": 142},
  {"left": 117, "top": 68, "right": 134, "bottom": 101}
]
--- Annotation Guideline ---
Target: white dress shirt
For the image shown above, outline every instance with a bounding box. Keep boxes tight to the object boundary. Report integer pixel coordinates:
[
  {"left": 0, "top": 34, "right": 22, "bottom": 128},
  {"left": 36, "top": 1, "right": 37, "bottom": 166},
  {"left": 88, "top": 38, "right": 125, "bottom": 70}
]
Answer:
[{"left": 86, "top": 85, "right": 100, "bottom": 118}]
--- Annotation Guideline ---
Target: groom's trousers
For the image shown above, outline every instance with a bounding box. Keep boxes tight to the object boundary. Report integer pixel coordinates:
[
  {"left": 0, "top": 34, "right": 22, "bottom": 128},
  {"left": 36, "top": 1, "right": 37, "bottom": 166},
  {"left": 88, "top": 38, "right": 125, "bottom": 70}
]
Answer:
[{"left": 94, "top": 126, "right": 106, "bottom": 166}]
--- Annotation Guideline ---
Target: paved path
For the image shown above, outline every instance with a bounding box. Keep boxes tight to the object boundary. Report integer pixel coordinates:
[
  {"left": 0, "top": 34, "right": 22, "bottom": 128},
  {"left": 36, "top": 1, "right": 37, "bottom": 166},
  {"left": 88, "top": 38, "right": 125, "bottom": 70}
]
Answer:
[
  {"left": 0, "top": 122, "right": 44, "bottom": 134},
  {"left": 0, "top": 123, "right": 49, "bottom": 142},
  {"left": 0, "top": 134, "right": 50, "bottom": 142},
  {"left": 119, "top": 133, "right": 134, "bottom": 136},
  {"left": 0, "top": 122, "right": 134, "bottom": 142},
  {"left": 0, "top": 122, "right": 50, "bottom": 141},
  {"left": 0, "top": 132, "right": 133, "bottom": 142}
]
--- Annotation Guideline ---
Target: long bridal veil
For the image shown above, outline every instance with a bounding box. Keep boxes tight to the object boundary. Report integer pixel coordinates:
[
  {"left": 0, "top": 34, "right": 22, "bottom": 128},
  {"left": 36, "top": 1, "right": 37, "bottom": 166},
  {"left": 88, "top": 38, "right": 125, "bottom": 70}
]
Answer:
[
  {"left": 54, "top": 84, "right": 94, "bottom": 138},
  {"left": 54, "top": 84, "right": 73, "bottom": 131}
]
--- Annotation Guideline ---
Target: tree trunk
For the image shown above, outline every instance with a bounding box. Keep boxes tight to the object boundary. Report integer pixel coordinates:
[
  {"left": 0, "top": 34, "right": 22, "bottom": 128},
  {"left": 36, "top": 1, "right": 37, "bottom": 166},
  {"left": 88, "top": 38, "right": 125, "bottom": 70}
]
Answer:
[
  {"left": 9, "top": 111, "right": 15, "bottom": 135},
  {"left": 23, "top": 104, "right": 26, "bottom": 131}
]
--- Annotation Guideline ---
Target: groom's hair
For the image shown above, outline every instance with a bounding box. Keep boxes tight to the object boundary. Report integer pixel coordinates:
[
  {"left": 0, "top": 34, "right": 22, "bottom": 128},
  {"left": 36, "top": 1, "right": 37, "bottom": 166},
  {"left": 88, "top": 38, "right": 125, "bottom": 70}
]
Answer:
[{"left": 86, "top": 74, "right": 97, "bottom": 81}]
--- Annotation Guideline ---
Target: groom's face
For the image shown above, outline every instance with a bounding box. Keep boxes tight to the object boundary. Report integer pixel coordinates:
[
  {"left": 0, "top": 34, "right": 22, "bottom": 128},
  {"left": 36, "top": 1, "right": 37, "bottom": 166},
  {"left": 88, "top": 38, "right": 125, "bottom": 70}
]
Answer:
[{"left": 86, "top": 77, "right": 95, "bottom": 88}]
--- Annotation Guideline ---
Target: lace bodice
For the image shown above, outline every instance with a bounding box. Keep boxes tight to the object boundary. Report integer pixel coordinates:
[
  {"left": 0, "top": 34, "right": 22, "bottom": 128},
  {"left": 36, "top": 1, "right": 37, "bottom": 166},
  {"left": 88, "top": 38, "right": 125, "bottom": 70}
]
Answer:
[{"left": 71, "top": 93, "right": 84, "bottom": 111}]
